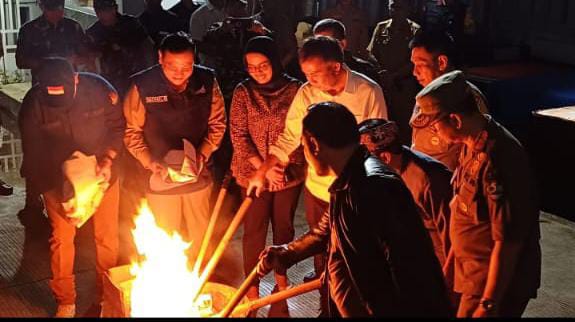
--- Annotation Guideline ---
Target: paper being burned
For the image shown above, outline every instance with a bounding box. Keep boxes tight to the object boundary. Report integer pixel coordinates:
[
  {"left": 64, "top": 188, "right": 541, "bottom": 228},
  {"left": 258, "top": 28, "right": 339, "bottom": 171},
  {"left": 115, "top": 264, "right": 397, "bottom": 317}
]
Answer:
[
  {"left": 149, "top": 139, "right": 204, "bottom": 192},
  {"left": 61, "top": 151, "right": 110, "bottom": 228}
]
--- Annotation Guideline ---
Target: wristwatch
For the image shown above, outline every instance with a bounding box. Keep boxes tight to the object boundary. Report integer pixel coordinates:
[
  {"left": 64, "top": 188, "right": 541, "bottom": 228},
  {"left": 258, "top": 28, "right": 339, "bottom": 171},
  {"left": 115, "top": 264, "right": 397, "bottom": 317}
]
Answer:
[{"left": 479, "top": 298, "right": 497, "bottom": 312}]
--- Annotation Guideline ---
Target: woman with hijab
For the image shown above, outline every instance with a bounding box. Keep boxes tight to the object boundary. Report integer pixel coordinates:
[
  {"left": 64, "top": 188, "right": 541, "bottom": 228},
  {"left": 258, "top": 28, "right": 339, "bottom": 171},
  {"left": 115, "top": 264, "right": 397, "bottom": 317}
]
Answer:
[{"left": 230, "top": 36, "right": 305, "bottom": 311}]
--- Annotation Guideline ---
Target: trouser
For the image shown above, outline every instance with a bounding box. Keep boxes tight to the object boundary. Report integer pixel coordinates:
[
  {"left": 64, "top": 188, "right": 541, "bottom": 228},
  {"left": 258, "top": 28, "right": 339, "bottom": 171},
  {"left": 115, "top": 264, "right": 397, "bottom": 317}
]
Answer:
[
  {"left": 241, "top": 184, "right": 303, "bottom": 280},
  {"left": 146, "top": 181, "right": 213, "bottom": 259},
  {"left": 303, "top": 188, "right": 330, "bottom": 316},
  {"left": 44, "top": 180, "right": 120, "bottom": 305},
  {"left": 457, "top": 293, "right": 531, "bottom": 317}
]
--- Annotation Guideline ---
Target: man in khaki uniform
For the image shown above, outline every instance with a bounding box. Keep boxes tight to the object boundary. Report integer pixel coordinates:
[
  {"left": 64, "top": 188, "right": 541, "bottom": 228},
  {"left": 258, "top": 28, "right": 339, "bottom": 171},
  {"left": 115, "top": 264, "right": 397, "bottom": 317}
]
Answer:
[
  {"left": 321, "top": 0, "right": 370, "bottom": 60},
  {"left": 411, "top": 70, "right": 541, "bottom": 318},
  {"left": 367, "top": 0, "right": 420, "bottom": 146},
  {"left": 409, "top": 30, "right": 488, "bottom": 171}
]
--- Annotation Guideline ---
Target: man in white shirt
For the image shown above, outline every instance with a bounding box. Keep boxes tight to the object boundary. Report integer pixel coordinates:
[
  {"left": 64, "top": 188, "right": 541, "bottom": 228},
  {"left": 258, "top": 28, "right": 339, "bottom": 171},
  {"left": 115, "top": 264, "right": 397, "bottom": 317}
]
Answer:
[
  {"left": 189, "top": 0, "right": 226, "bottom": 42},
  {"left": 247, "top": 35, "right": 387, "bottom": 316}
]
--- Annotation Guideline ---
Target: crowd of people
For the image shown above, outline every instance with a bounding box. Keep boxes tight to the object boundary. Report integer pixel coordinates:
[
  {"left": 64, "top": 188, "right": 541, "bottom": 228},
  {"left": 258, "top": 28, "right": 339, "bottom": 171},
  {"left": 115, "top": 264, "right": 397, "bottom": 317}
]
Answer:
[{"left": 12, "top": 0, "right": 541, "bottom": 318}]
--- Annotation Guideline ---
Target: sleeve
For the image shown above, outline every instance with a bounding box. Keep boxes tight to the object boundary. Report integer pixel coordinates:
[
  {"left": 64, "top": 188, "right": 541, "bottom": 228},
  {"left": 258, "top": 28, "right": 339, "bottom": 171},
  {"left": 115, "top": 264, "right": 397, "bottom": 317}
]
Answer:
[
  {"left": 367, "top": 83, "right": 388, "bottom": 120},
  {"left": 198, "top": 79, "right": 227, "bottom": 160},
  {"left": 284, "top": 205, "right": 330, "bottom": 266},
  {"left": 123, "top": 84, "right": 153, "bottom": 169},
  {"left": 15, "top": 26, "right": 38, "bottom": 70},
  {"left": 483, "top": 155, "right": 536, "bottom": 242},
  {"left": 268, "top": 86, "right": 307, "bottom": 163},
  {"left": 366, "top": 24, "right": 381, "bottom": 58},
  {"left": 229, "top": 85, "right": 260, "bottom": 161},
  {"left": 18, "top": 94, "right": 43, "bottom": 182},
  {"left": 102, "top": 86, "right": 126, "bottom": 158},
  {"left": 422, "top": 172, "right": 453, "bottom": 256}
]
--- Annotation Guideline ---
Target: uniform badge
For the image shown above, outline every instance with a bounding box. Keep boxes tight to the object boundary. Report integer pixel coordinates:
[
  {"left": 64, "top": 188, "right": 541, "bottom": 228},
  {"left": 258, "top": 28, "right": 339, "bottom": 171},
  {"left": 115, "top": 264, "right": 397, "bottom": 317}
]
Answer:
[{"left": 145, "top": 95, "right": 169, "bottom": 104}]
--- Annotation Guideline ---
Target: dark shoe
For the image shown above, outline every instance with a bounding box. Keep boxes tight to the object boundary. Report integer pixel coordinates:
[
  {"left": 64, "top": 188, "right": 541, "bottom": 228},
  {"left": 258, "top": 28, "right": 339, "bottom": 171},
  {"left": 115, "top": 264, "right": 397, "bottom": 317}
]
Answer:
[
  {"left": 0, "top": 180, "right": 13, "bottom": 196},
  {"left": 268, "top": 285, "right": 290, "bottom": 318},
  {"left": 303, "top": 270, "right": 319, "bottom": 283}
]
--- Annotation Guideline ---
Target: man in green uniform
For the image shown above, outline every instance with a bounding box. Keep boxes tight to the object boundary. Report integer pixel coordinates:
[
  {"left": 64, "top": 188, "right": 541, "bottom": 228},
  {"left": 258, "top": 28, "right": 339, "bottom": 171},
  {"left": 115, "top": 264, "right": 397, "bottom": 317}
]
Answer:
[
  {"left": 411, "top": 70, "right": 541, "bottom": 317},
  {"left": 367, "top": 0, "right": 421, "bottom": 146}
]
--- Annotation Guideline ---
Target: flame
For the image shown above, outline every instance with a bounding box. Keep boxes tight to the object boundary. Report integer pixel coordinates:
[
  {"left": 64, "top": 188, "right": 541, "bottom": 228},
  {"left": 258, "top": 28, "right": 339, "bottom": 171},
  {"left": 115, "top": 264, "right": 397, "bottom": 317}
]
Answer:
[{"left": 129, "top": 201, "right": 207, "bottom": 317}]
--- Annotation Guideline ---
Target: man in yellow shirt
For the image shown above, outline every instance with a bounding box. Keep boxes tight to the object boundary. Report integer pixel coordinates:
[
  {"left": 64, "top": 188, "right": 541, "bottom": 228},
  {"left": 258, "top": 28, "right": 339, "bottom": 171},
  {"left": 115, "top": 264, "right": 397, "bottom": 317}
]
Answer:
[{"left": 248, "top": 35, "right": 387, "bottom": 316}]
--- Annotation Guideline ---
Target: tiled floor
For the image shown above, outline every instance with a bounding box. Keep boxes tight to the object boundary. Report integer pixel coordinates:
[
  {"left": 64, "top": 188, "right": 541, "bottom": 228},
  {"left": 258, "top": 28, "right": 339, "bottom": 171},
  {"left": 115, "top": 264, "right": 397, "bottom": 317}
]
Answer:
[{"left": 0, "top": 172, "right": 574, "bottom": 317}]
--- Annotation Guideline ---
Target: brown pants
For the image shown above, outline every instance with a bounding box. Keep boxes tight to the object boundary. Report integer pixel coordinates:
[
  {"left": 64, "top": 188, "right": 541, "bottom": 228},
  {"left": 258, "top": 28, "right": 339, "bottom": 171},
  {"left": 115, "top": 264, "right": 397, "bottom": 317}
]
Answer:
[
  {"left": 146, "top": 181, "right": 213, "bottom": 258},
  {"left": 457, "top": 293, "right": 531, "bottom": 317},
  {"left": 44, "top": 181, "right": 119, "bottom": 305}
]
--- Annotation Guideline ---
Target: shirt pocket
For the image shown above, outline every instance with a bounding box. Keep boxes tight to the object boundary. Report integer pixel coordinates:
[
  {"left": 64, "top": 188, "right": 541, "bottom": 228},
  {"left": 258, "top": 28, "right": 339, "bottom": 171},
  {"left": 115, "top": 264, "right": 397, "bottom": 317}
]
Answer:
[{"left": 454, "top": 181, "right": 482, "bottom": 224}]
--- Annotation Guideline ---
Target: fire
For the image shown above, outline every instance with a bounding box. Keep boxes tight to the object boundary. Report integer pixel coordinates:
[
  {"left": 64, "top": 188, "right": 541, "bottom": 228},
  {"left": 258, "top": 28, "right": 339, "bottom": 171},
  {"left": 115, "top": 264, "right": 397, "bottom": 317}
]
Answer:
[{"left": 129, "top": 201, "right": 211, "bottom": 317}]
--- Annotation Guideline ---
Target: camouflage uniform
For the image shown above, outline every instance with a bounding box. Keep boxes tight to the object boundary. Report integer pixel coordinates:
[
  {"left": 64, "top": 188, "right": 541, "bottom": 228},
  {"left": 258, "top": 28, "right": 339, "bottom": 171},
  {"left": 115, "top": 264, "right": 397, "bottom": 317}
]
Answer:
[
  {"left": 16, "top": 15, "right": 89, "bottom": 83},
  {"left": 367, "top": 19, "right": 420, "bottom": 146},
  {"left": 86, "top": 13, "right": 155, "bottom": 96}
]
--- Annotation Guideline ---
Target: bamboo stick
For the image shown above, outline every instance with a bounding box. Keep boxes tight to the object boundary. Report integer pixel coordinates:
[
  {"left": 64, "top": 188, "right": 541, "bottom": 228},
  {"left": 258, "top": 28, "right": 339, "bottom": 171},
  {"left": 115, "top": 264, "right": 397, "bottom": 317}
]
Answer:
[
  {"left": 191, "top": 196, "right": 254, "bottom": 302},
  {"left": 225, "top": 279, "right": 322, "bottom": 317},
  {"left": 220, "top": 264, "right": 260, "bottom": 317},
  {"left": 192, "top": 173, "right": 232, "bottom": 275}
]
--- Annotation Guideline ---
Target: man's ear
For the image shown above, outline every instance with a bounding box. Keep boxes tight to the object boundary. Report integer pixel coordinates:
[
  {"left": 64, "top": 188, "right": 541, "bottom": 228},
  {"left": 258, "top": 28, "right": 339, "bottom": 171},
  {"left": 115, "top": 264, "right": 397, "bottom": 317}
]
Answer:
[
  {"left": 309, "top": 136, "right": 321, "bottom": 156},
  {"left": 379, "top": 151, "right": 392, "bottom": 164},
  {"left": 449, "top": 113, "right": 463, "bottom": 130},
  {"left": 340, "top": 39, "right": 348, "bottom": 51},
  {"left": 437, "top": 54, "right": 449, "bottom": 73},
  {"left": 158, "top": 51, "right": 163, "bottom": 65}
]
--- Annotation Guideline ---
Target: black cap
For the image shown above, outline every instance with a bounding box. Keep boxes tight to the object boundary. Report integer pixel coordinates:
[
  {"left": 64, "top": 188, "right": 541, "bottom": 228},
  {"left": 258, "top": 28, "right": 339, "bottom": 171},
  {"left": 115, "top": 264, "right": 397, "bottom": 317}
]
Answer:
[
  {"left": 36, "top": 57, "right": 75, "bottom": 87},
  {"left": 93, "top": 0, "right": 117, "bottom": 10},
  {"left": 39, "top": 0, "right": 65, "bottom": 10},
  {"left": 358, "top": 119, "right": 400, "bottom": 153}
]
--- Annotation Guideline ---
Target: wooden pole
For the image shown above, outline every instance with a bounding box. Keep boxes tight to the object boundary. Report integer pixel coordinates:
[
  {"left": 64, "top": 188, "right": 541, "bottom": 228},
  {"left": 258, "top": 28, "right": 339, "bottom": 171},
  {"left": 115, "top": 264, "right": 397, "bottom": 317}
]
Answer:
[
  {"left": 192, "top": 173, "right": 232, "bottom": 275},
  {"left": 223, "top": 279, "right": 323, "bottom": 318},
  {"left": 191, "top": 196, "right": 254, "bottom": 302},
  {"left": 443, "top": 248, "right": 454, "bottom": 276},
  {"left": 220, "top": 264, "right": 260, "bottom": 318}
]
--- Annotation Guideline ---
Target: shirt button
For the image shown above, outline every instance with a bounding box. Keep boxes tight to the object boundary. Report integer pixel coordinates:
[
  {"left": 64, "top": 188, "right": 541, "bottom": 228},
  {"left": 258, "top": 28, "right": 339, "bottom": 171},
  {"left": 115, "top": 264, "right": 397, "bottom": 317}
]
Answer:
[{"left": 431, "top": 136, "right": 440, "bottom": 146}]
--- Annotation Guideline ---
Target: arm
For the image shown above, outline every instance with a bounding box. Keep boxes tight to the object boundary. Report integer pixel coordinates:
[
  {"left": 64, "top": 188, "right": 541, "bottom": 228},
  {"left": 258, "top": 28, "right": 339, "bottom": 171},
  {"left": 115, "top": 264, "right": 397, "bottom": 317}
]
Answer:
[
  {"left": 423, "top": 172, "right": 453, "bottom": 259},
  {"left": 15, "top": 26, "right": 40, "bottom": 70},
  {"left": 229, "top": 85, "right": 262, "bottom": 168},
  {"left": 248, "top": 86, "right": 307, "bottom": 195},
  {"left": 18, "top": 94, "right": 44, "bottom": 186},
  {"left": 197, "top": 79, "right": 227, "bottom": 161},
  {"left": 123, "top": 84, "right": 154, "bottom": 169},
  {"left": 368, "top": 84, "right": 389, "bottom": 120},
  {"left": 102, "top": 88, "right": 125, "bottom": 160}
]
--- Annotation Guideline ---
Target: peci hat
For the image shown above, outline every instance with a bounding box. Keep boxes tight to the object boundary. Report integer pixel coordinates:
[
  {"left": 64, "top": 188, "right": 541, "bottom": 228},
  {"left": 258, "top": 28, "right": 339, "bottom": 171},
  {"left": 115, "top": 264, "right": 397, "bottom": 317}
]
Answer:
[
  {"left": 39, "top": 0, "right": 65, "bottom": 10},
  {"left": 358, "top": 119, "right": 400, "bottom": 153}
]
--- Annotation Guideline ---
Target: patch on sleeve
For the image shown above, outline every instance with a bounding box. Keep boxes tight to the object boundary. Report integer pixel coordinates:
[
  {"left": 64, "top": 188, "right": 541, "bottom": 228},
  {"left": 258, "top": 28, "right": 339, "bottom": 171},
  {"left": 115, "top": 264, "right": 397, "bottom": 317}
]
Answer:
[
  {"left": 485, "top": 168, "right": 505, "bottom": 201},
  {"left": 108, "top": 92, "right": 119, "bottom": 105}
]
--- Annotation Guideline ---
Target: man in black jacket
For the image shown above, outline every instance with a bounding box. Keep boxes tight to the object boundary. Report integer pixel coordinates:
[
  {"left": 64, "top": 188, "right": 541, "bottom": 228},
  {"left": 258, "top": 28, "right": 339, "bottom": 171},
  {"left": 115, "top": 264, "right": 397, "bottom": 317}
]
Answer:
[
  {"left": 257, "top": 102, "right": 451, "bottom": 317},
  {"left": 19, "top": 58, "right": 124, "bottom": 317}
]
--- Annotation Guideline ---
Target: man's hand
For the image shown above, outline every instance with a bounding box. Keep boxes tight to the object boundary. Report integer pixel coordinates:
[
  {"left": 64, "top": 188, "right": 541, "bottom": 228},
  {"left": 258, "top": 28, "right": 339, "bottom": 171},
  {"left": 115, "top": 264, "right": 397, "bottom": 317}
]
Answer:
[
  {"left": 247, "top": 168, "right": 266, "bottom": 198},
  {"left": 96, "top": 156, "right": 113, "bottom": 183},
  {"left": 196, "top": 152, "right": 206, "bottom": 175},
  {"left": 472, "top": 305, "right": 496, "bottom": 318},
  {"left": 149, "top": 160, "right": 166, "bottom": 175},
  {"left": 265, "top": 166, "right": 285, "bottom": 191},
  {"left": 256, "top": 245, "right": 290, "bottom": 277}
]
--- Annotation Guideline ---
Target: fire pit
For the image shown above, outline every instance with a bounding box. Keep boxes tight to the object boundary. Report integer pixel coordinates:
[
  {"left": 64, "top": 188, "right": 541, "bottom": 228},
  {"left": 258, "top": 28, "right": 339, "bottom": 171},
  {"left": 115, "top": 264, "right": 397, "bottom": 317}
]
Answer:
[{"left": 101, "top": 265, "right": 249, "bottom": 317}]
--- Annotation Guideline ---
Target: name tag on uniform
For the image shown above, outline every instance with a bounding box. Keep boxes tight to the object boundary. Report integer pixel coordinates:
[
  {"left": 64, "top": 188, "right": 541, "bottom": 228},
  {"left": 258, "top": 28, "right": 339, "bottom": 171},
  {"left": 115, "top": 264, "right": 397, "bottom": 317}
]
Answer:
[{"left": 145, "top": 95, "right": 168, "bottom": 104}]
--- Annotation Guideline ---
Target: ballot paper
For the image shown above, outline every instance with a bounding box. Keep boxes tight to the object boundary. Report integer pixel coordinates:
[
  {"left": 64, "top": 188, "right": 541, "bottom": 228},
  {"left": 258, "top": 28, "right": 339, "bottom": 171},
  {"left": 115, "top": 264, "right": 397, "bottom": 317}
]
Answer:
[
  {"left": 149, "top": 139, "right": 204, "bottom": 192},
  {"left": 61, "top": 151, "right": 109, "bottom": 228}
]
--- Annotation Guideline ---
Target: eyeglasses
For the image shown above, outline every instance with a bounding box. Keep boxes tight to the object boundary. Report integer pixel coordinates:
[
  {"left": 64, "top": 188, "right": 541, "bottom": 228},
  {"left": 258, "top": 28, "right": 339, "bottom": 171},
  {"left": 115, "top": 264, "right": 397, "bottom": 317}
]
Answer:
[{"left": 247, "top": 61, "right": 271, "bottom": 73}]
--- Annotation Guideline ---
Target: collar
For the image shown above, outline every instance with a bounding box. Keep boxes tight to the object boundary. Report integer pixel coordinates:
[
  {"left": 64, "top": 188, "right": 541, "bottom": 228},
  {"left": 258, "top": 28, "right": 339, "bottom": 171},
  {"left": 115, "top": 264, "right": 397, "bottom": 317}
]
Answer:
[
  {"left": 329, "top": 146, "right": 367, "bottom": 193},
  {"left": 341, "top": 65, "right": 358, "bottom": 94},
  {"left": 398, "top": 145, "right": 411, "bottom": 175},
  {"left": 471, "top": 115, "right": 494, "bottom": 153}
]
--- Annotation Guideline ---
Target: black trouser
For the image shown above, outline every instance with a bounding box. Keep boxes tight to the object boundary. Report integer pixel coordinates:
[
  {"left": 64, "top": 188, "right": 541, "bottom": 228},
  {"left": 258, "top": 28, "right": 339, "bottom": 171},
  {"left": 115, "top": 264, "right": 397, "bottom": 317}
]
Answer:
[
  {"left": 303, "top": 188, "right": 330, "bottom": 316},
  {"left": 241, "top": 184, "right": 303, "bottom": 279}
]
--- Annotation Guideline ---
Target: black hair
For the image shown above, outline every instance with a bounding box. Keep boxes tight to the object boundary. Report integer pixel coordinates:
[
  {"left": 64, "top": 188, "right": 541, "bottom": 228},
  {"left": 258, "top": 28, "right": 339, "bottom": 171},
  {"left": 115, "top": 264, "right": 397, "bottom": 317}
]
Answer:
[
  {"left": 313, "top": 18, "right": 346, "bottom": 41},
  {"left": 159, "top": 32, "right": 196, "bottom": 54},
  {"left": 409, "top": 30, "right": 461, "bottom": 68},
  {"left": 299, "top": 35, "right": 344, "bottom": 63},
  {"left": 303, "top": 102, "right": 359, "bottom": 148}
]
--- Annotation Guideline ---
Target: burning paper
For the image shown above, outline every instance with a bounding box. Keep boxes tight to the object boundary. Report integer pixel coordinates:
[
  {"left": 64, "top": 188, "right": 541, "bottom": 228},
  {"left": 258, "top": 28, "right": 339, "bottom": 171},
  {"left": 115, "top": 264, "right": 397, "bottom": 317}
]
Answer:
[
  {"left": 149, "top": 139, "right": 204, "bottom": 192},
  {"left": 61, "top": 151, "right": 109, "bottom": 228}
]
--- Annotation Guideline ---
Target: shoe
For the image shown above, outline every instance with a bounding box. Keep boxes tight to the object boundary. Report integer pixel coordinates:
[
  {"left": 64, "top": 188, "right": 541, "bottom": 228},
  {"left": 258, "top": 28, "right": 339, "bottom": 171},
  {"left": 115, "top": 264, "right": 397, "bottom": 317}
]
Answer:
[
  {"left": 303, "top": 270, "right": 319, "bottom": 283},
  {"left": 0, "top": 180, "right": 12, "bottom": 196},
  {"left": 55, "top": 304, "right": 76, "bottom": 318}
]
